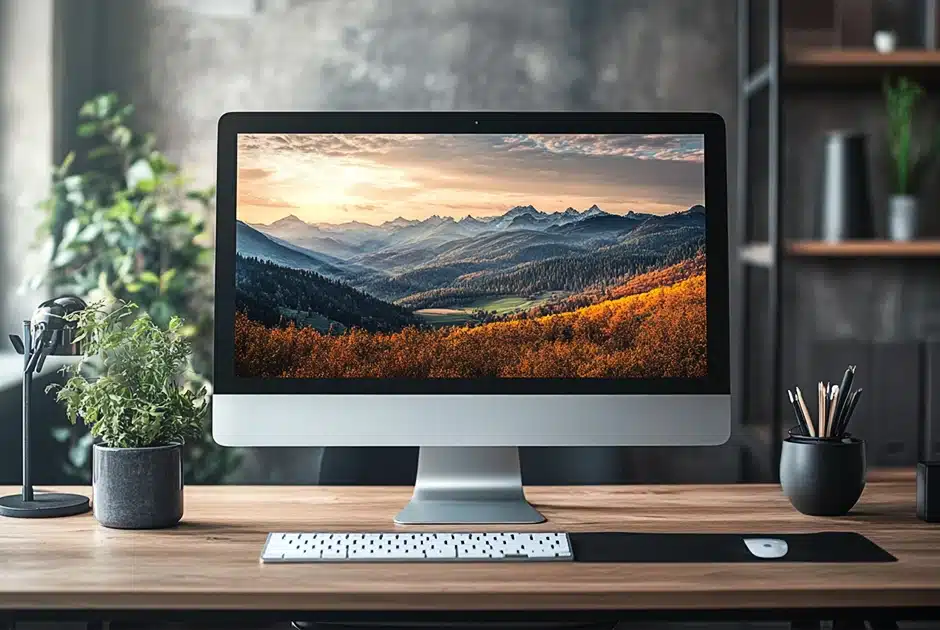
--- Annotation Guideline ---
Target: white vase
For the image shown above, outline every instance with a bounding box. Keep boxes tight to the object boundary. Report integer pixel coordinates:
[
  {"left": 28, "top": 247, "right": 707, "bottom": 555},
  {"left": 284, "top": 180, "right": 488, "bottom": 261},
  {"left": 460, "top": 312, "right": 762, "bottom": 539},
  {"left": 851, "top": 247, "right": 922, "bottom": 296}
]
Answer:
[
  {"left": 888, "top": 195, "right": 919, "bottom": 241},
  {"left": 874, "top": 31, "right": 897, "bottom": 54}
]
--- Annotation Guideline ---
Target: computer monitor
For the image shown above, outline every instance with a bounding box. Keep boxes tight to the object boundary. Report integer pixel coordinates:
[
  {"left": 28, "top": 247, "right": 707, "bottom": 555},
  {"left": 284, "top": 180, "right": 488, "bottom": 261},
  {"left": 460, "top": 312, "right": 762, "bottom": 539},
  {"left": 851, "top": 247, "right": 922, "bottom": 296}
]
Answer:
[{"left": 213, "top": 112, "right": 731, "bottom": 525}]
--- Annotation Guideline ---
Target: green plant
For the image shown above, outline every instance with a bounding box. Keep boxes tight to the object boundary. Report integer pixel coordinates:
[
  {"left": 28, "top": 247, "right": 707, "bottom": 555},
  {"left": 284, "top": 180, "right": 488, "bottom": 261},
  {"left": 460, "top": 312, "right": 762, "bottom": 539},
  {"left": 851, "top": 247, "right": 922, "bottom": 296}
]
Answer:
[
  {"left": 884, "top": 76, "right": 940, "bottom": 196},
  {"left": 49, "top": 302, "right": 207, "bottom": 448},
  {"left": 34, "top": 93, "right": 241, "bottom": 481}
]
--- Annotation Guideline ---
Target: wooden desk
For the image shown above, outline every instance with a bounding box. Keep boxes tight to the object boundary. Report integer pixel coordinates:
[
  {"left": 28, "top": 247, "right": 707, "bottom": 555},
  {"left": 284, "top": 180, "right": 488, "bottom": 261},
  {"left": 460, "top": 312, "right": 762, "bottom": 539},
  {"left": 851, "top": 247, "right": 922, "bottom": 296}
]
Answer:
[{"left": 1, "top": 471, "right": 939, "bottom": 624}]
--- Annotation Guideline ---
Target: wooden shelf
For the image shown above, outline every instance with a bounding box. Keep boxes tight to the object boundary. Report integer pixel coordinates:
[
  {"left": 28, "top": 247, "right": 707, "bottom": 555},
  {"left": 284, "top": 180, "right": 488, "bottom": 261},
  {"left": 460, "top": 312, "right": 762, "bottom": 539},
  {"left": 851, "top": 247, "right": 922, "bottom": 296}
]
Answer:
[
  {"left": 788, "top": 47, "right": 940, "bottom": 67},
  {"left": 787, "top": 240, "right": 940, "bottom": 257},
  {"left": 785, "top": 47, "right": 940, "bottom": 84}
]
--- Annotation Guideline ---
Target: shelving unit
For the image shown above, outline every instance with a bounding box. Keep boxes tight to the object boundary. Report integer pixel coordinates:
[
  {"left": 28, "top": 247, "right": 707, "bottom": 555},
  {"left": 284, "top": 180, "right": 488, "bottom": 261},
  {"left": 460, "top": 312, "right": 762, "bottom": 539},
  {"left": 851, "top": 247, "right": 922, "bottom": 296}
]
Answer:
[{"left": 737, "top": 0, "right": 940, "bottom": 477}]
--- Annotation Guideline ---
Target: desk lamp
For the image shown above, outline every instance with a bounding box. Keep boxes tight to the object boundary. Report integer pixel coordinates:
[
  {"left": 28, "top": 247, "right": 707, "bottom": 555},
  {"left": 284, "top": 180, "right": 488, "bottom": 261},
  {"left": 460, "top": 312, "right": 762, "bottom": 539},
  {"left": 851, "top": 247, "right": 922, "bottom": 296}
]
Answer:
[{"left": 0, "top": 296, "right": 92, "bottom": 518}]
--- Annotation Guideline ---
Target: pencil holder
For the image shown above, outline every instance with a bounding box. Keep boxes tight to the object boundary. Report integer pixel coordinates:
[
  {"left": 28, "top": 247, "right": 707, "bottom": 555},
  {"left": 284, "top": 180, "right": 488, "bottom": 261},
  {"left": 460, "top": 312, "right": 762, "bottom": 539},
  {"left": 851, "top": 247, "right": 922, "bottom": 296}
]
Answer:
[{"left": 780, "top": 435, "right": 866, "bottom": 516}]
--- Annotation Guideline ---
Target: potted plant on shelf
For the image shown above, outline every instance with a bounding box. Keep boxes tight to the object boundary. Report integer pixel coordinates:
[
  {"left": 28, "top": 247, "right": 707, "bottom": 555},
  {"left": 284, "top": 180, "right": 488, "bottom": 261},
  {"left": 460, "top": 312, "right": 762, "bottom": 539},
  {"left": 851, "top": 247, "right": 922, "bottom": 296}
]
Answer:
[
  {"left": 49, "top": 301, "right": 207, "bottom": 529},
  {"left": 884, "top": 76, "right": 940, "bottom": 241}
]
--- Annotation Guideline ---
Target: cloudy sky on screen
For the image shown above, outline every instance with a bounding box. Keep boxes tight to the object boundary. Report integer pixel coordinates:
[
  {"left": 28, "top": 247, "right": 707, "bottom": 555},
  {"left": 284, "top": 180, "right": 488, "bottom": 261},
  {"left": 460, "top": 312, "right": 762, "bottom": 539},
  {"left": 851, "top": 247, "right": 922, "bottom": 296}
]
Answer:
[{"left": 237, "top": 133, "right": 704, "bottom": 226}]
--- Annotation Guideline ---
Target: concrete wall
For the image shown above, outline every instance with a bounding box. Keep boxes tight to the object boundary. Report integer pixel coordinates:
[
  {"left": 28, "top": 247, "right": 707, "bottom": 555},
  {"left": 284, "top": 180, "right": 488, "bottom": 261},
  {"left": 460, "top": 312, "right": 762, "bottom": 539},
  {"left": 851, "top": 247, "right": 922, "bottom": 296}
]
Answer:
[
  {"left": 100, "top": 0, "right": 737, "bottom": 187},
  {"left": 20, "top": 0, "right": 741, "bottom": 483}
]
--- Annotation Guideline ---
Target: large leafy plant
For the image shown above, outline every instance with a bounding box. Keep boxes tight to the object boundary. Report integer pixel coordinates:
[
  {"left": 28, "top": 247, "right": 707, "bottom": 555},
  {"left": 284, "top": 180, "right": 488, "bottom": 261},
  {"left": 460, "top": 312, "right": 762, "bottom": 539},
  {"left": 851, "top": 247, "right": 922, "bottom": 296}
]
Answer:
[
  {"left": 50, "top": 302, "right": 207, "bottom": 448},
  {"left": 33, "top": 93, "right": 240, "bottom": 481},
  {"left": 884, "top": 77, "right": 940, "bottom": 196}
]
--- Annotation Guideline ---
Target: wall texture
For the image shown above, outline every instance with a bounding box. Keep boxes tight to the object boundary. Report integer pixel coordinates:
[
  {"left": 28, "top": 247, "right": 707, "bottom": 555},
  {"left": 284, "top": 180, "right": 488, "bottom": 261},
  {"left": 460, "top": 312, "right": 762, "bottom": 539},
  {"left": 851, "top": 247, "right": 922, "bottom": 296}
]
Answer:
[
  {"left": 0, "top": 0, "right": 54, "bottom": 336},
  {"left": 100, "top": 0, "right": 737, "bottom": 185},
  {"left": 41, "top": 0, "right": 741, "bottom": 483}
]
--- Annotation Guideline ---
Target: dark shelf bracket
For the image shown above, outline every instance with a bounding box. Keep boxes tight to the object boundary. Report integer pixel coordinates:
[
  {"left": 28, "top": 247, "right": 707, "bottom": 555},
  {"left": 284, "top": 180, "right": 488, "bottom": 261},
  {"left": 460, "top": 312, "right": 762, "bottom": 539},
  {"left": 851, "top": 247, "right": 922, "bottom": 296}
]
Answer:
[
  {"left": 744, "top": 64, "right": 772, "bottom": 96},
  {"left": 926, "top": 0, "right": 937, "bottom": 49},
  {"left": 736, "top": 0, "right": 783, "bottom": 481}
]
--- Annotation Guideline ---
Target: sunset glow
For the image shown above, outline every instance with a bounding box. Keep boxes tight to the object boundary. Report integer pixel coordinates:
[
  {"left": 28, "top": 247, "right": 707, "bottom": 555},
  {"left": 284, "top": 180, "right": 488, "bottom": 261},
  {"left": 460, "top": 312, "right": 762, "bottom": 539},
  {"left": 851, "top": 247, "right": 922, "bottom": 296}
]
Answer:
[{"left": 236, "top": 133, "right": 705, "bottom": 226}]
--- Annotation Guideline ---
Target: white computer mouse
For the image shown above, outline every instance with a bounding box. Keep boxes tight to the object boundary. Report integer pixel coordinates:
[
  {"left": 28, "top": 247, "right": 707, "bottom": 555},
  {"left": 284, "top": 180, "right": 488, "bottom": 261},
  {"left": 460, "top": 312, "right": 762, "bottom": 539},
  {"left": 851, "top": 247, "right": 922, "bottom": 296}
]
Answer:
[{"left": 743, "top": 538, "right": 788, "bottom": 559}]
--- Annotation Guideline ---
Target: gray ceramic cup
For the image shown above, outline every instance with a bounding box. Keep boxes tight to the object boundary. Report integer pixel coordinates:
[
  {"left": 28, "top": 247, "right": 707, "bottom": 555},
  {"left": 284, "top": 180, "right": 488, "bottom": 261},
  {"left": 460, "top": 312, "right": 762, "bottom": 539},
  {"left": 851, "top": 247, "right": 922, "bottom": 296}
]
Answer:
[
  {"left": 780, "top": 436, "right": 866, "bottom": 516},
  {"left": 92, "top": 442, "right": 184, "bottom": 529}
]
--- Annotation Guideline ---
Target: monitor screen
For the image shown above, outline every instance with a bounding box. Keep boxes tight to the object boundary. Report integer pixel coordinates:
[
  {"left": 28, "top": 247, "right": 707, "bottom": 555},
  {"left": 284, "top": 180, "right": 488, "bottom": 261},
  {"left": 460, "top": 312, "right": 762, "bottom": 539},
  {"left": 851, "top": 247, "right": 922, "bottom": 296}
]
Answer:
[{"left": 234, "top": 133, "right": 706, "bottom": 380}]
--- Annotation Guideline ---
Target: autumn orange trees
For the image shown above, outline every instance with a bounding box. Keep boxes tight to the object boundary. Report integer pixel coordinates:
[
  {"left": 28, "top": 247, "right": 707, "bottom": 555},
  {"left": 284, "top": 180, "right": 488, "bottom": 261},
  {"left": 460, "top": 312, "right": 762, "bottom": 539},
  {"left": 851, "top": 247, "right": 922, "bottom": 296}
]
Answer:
[
  {"left": 610, "top": 251, "right": 705, "bottom": 300},
  {"left": 538, "top": 252, "right": 705, "bottom": 316},
  {"left": 235, "top": 273, "right": 707, "bottom": 379}
]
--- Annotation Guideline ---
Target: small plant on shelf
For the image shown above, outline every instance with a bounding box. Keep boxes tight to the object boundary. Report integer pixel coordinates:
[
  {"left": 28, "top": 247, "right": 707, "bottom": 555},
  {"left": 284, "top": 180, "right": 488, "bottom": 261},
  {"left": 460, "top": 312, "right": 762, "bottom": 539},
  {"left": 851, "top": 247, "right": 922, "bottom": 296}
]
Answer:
[{"left": 883, "top": 77, "right": 940, "bottom": 240}]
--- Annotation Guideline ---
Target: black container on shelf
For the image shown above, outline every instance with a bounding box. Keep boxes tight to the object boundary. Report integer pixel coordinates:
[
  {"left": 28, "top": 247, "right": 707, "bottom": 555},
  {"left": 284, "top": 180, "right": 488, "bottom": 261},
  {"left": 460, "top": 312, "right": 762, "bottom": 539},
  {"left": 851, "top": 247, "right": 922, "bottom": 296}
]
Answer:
[{"left": 818, "top": 131, "right": 874, "bottom": 242}]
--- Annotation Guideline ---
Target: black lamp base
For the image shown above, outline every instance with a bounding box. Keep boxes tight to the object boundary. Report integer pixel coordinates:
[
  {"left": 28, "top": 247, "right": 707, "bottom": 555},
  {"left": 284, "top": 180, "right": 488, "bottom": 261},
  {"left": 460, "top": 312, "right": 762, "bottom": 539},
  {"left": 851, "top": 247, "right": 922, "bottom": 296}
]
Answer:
[{"left": 0, "top": 492, "right": 90, "bottom": 518}]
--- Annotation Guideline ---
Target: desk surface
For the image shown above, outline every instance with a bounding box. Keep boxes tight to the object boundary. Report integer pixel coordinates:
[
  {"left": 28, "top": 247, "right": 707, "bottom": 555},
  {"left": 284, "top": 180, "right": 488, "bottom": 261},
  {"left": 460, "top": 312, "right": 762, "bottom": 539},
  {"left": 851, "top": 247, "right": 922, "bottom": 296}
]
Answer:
[{"left": 1, "top": 471, "right": 939, "bottom": 613}]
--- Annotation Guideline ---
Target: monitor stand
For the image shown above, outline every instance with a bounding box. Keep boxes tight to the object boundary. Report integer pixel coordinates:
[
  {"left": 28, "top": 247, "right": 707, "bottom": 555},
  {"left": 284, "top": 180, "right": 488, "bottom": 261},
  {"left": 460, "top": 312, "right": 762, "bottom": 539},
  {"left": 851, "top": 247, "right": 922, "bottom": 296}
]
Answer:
[{"left": 394, "top": 446, "right": 545, "bottom": 525}]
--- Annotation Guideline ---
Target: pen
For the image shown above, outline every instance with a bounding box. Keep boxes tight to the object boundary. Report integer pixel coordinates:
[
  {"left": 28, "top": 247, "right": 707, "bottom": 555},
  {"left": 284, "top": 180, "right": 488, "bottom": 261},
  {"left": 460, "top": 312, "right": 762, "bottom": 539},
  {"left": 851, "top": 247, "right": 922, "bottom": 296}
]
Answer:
[
  {"left": 835, "top": 365, "right": 855, "bottom": 415},
  {"left": 839, "top": 388, "right": 863, "bottom": 437},
  {"left": 788, "top": 390, "right": 808, "bottom": 436},
  {"left": 833, "top": 365, "right": 855, "bottom": 432},
  {"left": 795, "top": 386, "right": 816, "bottom": 438},
  {"left": 834, "top": 390, "right": 854, "bottom": 437},
  {"left": 839, "top": 390, "right": 860, "bottom": 434}
]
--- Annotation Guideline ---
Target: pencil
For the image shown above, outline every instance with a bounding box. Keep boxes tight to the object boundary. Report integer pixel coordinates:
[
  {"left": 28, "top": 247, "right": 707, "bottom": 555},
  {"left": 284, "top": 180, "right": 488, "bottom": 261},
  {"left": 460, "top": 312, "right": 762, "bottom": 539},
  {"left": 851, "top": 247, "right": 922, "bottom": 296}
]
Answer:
[
  {"left": 795, "top": 386, "right": 816, "bottom": 438},
  {"left": 827, "top": 384, "right": 841, "bottom": 438},
  {"left": 818, "top": 382, "right": 826, "bottom": 438}
]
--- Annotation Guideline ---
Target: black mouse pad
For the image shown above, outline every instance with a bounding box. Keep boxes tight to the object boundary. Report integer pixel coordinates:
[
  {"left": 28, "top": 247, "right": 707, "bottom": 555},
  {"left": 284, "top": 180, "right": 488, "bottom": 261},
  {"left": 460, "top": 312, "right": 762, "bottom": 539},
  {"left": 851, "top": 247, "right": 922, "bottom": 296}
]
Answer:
[{"left": 570, "top": 532, "right": 896, "bottom": 563}]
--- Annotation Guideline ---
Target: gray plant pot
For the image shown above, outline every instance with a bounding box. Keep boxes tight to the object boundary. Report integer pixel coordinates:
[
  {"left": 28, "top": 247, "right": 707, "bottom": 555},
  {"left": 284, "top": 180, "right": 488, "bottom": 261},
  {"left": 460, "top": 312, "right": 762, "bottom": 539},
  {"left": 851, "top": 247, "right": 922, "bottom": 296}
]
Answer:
[
  {"left": 888, "top": 194, "right": 919, "bottom": 241},
  {"left": 92, "top": 442, "right": 184, "bottom": 529}
]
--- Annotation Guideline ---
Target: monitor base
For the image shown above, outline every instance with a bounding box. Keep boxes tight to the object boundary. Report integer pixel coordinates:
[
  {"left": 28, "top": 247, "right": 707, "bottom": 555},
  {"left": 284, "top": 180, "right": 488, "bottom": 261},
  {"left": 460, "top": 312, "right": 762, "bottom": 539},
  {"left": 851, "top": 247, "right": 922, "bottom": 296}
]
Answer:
[
  {"left": 394, "top": 446, "right": 545, "bottom": 525},
  {"left": 394, "top": 496, "right": 545, "bottom": 525}
]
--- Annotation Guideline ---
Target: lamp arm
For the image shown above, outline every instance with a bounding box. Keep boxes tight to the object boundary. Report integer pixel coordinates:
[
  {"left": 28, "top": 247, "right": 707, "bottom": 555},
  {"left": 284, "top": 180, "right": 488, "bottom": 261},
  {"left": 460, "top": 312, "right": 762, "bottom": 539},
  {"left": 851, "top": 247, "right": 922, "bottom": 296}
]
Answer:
[
  {"left": 9, "top": 334, "right": 25, "bottom": 355},
  {"left": 23, "top": 326, "right": 53, "bottom": 375},
  {"left": 34, "top": 349, "right": 50, "bottom": 374},
  {"left": 24, "top": 345, "right": 45, "bottom": 375}
]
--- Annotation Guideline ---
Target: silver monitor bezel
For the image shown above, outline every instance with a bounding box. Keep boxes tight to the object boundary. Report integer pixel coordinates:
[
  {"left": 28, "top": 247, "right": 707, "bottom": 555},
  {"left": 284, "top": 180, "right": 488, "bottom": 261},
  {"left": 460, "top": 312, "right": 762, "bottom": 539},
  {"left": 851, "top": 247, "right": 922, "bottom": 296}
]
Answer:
[{"left": 213, "top": 112, "right": 731, "bottom": 447}]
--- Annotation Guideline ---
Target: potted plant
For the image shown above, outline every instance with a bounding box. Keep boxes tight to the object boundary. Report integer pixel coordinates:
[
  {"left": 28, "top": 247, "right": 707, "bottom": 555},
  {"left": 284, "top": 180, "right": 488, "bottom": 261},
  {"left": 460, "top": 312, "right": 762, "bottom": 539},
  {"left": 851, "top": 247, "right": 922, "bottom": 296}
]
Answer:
[
  {"left": 883, "top": 77, "right": 940, "bottom": 241},
  {"left": 49, "top": 301, "right": 207, "bottom": 529},
  {"left": 30, "top": 93, "right": 241, "bottom": 485}
]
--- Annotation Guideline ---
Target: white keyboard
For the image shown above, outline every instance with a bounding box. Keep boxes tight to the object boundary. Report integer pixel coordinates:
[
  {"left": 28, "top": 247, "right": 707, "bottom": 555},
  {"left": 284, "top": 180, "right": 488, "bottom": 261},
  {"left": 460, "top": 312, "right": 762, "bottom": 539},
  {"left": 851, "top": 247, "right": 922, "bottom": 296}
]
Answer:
[{"left": 261, "top": 532, "right": 573, "bottom": 563}]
